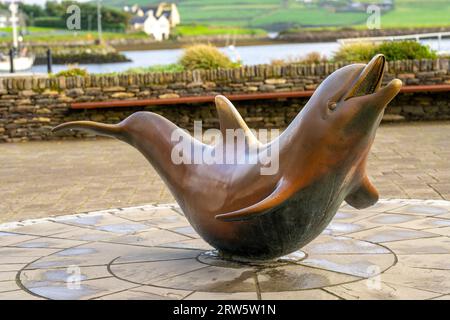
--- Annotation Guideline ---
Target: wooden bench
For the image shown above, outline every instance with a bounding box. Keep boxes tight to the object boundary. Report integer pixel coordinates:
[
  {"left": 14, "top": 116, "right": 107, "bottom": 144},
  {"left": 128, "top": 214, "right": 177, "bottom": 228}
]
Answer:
[{"left": 70, "top": 84, "right": 450, "bottom": 110}]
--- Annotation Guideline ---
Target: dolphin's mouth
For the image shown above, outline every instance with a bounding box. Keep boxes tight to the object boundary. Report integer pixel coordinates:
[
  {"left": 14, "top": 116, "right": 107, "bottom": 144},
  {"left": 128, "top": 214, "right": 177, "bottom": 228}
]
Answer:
[{"left": 344, "top": 54, "right": 386, "bottom": 100}]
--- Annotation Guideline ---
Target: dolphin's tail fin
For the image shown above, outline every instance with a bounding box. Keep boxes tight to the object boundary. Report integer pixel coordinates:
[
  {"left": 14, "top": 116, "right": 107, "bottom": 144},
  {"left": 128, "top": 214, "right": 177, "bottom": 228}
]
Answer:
[{"left": 52, "top": 121, "right": 125, "bottom": 140}]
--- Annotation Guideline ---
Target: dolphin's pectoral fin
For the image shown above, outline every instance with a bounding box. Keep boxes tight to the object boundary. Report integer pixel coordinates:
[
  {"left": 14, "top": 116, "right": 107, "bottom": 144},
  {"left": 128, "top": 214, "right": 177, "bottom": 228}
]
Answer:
[
  {"left": 215, "top": 95, "right": 260, "bottom": 146},
  {"left": 215, "top": 178, "right": 293, "bottom": 222},
  {"left": 345, "top": 175, "right": 379, "bottom": 209}
]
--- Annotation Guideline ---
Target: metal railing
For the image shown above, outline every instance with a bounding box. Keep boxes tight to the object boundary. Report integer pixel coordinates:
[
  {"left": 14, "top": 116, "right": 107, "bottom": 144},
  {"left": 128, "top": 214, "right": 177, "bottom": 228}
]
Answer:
[{"left": 337, "top": 31, "right": 450, "bottom": 52}]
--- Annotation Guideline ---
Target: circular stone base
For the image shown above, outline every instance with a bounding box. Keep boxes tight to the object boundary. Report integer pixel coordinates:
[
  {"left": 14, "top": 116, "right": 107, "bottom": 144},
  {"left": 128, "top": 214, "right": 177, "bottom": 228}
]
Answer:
[
  {"left": 1, "top": 199, "right": 449, "bottom": 300},
  {"left": 108, "top": 235, "right": 395, "bottom": 293}
]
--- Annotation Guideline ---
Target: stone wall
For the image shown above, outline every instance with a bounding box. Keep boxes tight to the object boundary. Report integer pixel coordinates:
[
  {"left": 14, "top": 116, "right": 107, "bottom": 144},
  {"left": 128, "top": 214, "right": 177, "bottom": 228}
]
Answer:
[{"left": 0, "top": 59, "right": 449, "bottom": 142}]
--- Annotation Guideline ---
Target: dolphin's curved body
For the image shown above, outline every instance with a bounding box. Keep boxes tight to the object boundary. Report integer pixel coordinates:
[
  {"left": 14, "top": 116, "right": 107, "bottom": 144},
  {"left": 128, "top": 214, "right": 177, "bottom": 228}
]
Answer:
[{"left": 53, "top": 55, "right": 402, "bottom": 260}]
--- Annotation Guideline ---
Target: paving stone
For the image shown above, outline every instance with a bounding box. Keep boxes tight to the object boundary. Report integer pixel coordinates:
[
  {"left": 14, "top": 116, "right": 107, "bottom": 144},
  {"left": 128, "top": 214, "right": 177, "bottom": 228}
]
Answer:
[
  {"left": 105, "top": 228, "right": 191, "bottom": 247},
  {"left": 0, "top": 271, "right": 17, "bottom": 281},
  {"left": 95, "top": 222, "right": 149, "bottom": 234},
  {"left": 0, "top": 290, "right": 44, "bottom": 300},
  {"left": 169, "top": 226, "right": 199, "bottom": 238},
  {"left": 0, "top": 247, "right": 59, "bottom": 258},
  {"left": 303, "top": 235, "right": 390, "bottom": 255},
  {"left": 366, "top": 213, "right": 421, "bottom": 225},
  {"left": 325, "top": 280, "right": 441, "bottom": 300},
  {"left": 383, "top": 236, "right": 450, "bottom": 254},
  {"left": 127, "top": 285, "right": 192, "bottom": 300},
  {"left": 96, "top": 290, "right": 169, "bottom": 300},
  {"left": 155, "top": 265, "right": 258, "bottom": 293},
  {"left": 185, "top": 292, "right": 258, "bottom": 300},
  {"left": 381, "top": 263, "right": 450, "bottom": 294},
  {"left": 0, "top": 280, "right": 21, "bottom": 293},
  {"left": 113, "top": 247, "right": 202, "bottom": 264},
  {"left": 347, "top": 226, "right": 438, "bottom": 243},
  {"left": 47, "top": 228, "right": 119, "bottom": 241},
  {"left": 160, "top": 238, "right": 215, "bottom": 251},
  {"left": 425, "top": 226, "right": 450, "bottom": 237},
  {"left": 27, "top": 242, "right": 151, "bottom": 268},
  {"left": 261, "top": 289, "right": 340, "bottom": 300},
  {"left": 257, "top": 265, "right": 359, "bottom": 291},
  {"left": 389, "top": 204, "right": 450, "bottom": 216},
  {"left": 0, "top": 232, "right": 38, "bottom": 246},
  {"left": 339, "top": 201, "right": 405, "bottom": 213},
  {"left": 299, "top": 253, "right": 395, "bottom": 277},
  {"left": 27, "top": 277, "right": 136, "bottom": 300},
  {"left": 110, "top": 259, "right": 206, "bottom": 285},
  {"left": 324, "top": 221, "right": 373, "bottom": 235},
  {"left": 396, "top": 217, "right": 450, "bottom": 230},
  {"left": 396, "top": 254, "right": 450, "bottom": 270},
  {"left": 21, "top": 266, "right": 111, "bottom": 286},
  {"left": 0, "top": 263, "right": 26, "bottom": 272},
  {"left": 3, "top": 222, "right": 80, "bottom": 237},
  {"left": 113, "top": 207, "right": 181, "bottom": 222},
  {"left": 14, "top": 238, "right": 87, "bottom": 249},
  {"left": 432, "top": 295, "right": 450, "bottom": 300}
]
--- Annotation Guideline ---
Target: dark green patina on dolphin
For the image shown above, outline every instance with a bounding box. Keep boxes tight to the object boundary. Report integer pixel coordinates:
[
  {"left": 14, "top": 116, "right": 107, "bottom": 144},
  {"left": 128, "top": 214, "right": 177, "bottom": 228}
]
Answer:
[{"left": 53, "top": 55, "right": 402, "bottom": 260}]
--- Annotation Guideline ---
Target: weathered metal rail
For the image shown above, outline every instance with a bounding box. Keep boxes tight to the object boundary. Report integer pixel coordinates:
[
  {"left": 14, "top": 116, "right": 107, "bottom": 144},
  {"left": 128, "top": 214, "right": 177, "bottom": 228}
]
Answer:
[{"left": 70, "top": 84, "right": 450, "bottom": 110}]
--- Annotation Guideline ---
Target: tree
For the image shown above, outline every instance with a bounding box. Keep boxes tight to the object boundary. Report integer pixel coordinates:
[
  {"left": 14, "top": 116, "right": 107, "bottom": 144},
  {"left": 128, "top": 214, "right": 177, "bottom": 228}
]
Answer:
[
  {"left": 32, "top": 1, "right": 130, "bottom": 32},
  {"left": 19, "top": 3, "right": 47, "bottom": 25}
]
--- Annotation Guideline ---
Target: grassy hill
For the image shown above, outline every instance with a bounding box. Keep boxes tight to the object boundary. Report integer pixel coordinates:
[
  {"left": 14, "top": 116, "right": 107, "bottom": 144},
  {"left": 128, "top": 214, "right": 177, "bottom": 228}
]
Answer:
[{"left": 102, "top": 0, "right": 450, "bottom": 30}]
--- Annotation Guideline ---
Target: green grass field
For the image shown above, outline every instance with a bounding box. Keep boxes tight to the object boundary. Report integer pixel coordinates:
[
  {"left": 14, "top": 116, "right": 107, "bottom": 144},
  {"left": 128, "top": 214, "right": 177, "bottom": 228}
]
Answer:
[
  {"left": 104, "top": 0, "right": 450, "bottom": 29},
  {"left": 0, "top": 28, "right": 150, "bottom": 44},
  {"left": 173, "top": 25, "right": 266, "bottom": 37}
]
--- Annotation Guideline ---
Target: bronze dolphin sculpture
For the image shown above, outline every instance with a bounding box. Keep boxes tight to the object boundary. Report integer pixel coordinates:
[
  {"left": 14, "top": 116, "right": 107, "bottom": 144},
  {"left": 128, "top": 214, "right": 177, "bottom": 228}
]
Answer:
[{"left": 53, "top": 54, "right": 402, "bottom": 260}]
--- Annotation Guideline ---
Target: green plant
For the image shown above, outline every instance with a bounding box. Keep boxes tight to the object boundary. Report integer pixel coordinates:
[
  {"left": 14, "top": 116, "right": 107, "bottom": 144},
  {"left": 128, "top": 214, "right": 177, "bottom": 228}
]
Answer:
[
  {"left": 172, "top": 24, "right": 266, "bottom": 37},
  {"left": 179, "top": 44, "right": 239, "bottom": 70},
  {"left": 298, "top": 52, "right": 328, "bottom": 64},
  {"left": 376, "top": 41, "right": 438, "bottom": 60},
  {"left": 53, "top": 67, "right": 89, "bottom": 78},
  {"left": 270, "top": 52, "right": 328, "bottom": 66},
  {"left": 125, "top": 64, "right": 185, "bottom": 73},
  {"left": 333, "top": 41, "right": 437, "bottom": 62},
  {"left": 333, "top": 43, "right": 377, "bottom": 62}
]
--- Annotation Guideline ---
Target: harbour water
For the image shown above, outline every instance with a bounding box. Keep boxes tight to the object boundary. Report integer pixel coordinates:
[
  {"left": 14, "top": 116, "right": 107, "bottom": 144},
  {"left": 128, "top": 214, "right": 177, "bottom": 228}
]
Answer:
[{"left": 23, "top": 38, "right": 450, "bottom": 75}]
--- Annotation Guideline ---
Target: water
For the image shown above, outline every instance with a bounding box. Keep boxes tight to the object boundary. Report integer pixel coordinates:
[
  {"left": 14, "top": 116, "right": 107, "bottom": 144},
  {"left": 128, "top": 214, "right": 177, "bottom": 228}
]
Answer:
[{"left": 27, "top": 38, "right": 450, "bottom": 74}]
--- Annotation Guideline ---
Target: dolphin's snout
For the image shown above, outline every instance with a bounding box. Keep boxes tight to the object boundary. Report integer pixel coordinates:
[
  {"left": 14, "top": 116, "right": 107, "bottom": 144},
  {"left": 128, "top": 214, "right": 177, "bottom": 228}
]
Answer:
[{"left": 343, "top": 54, "right": 386, "bottom": 100}]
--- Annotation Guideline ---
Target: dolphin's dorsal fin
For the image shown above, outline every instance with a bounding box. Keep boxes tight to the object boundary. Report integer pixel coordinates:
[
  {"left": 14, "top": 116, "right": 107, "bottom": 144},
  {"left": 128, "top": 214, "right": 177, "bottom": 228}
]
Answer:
[
  {"left": 215, "top": 95, "right": 260, "bottom": 146},
  {"left": 345, "top": 175, "right": 379, "bottom": 209},
  {"left": 215, "top": 178, "right": 292, "bottom": 221}
]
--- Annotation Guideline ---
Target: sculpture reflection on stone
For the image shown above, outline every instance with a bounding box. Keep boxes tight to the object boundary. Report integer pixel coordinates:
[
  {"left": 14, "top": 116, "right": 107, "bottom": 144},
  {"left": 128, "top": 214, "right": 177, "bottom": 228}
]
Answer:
[{"left": 53, "top": 54, "right": 402, "bottom": 260}]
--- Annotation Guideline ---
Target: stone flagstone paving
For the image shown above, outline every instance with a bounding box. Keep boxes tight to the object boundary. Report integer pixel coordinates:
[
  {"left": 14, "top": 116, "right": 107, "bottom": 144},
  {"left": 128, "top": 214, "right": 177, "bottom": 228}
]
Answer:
[{"left": 0, "top": 199, "right": 449, "bottom": 300}]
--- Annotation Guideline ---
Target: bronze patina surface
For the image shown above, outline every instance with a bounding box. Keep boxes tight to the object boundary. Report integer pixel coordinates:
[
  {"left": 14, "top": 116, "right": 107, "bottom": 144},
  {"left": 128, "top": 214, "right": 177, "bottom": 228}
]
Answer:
[{"left": 53, "top": 55, "right": 402, "bottom": 260}]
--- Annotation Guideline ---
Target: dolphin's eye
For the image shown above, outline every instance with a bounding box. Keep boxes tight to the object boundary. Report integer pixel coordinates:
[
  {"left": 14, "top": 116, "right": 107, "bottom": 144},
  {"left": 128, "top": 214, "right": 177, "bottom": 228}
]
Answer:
[{"left": 328, "top": 101, "right": 337, "bottom": 111}]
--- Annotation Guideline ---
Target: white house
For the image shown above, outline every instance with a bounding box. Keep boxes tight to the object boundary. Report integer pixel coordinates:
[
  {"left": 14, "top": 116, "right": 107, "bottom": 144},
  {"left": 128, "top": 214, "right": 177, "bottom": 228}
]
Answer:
[
  {"left": 156, "top": 2, "right": 180, "bottom": 28},
  {"left": 128, "top": 2, "right": 180, "bottom": 41},
  {"left": 143, "top": 11, "right": 170, "bottom": 41}
]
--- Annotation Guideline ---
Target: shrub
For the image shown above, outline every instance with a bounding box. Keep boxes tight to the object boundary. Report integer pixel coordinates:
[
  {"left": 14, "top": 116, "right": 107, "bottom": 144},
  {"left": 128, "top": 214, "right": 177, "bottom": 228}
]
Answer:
[
  {"left": 125, "top": 64, "right": 185, "bottom": 73},
  {"left": 34, "top": 17, "right": 66, "bottom": 29},
  {"left": 376, "top": 41, "right": 438, "bottom": 60},
  {"left": 333, "top": 41, "right": 437, "bottom": 62},
  {"left": 179, "top": 44, "right": 238, "bottom": 70},
  {"left": 298, "top": 52, "right": 328, "bottom": 64},
  {"left": 271, "top": 52, "right": 328, "bottom": 66},
  {"left": 54, "top": 67, "right": 88, "bottom": 77},
  {"left": 333, "top": 43, "right": 377, "bottom": 62}
]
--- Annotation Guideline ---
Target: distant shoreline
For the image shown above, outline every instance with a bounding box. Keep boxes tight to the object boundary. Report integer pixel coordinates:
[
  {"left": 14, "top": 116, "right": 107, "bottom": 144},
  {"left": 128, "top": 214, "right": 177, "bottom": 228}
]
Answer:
[
  {"left": 112, "top": 38, "right": 290, "bottom": 52},
  {"left": 113, "top": 26, "right": 450, "bottom": 52}
]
